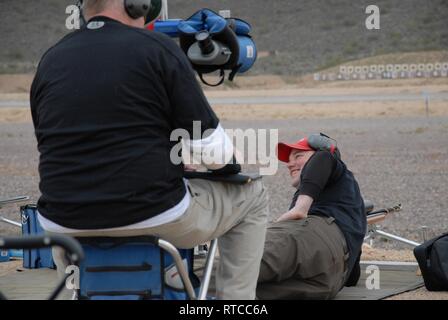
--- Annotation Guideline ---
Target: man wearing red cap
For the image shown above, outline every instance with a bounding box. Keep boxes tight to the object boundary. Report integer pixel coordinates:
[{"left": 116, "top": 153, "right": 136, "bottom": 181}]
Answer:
[{"left": 257, "top": 134, "right": 366, "bottom": 299}]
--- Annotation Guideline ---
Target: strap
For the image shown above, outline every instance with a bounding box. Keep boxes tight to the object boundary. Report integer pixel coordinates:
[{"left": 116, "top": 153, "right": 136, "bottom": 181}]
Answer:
[
  {"left": 228, "top": 64, "right": 242, "bottom": 82},
  {"left": 199, "top": 64, "right": 242, "bottom": 87},
  {"left": 78, "top": 235, "right": 159, "bottom": 248},
  {"left": 198, "top": 70, "right": 225, "bottom": 87}
]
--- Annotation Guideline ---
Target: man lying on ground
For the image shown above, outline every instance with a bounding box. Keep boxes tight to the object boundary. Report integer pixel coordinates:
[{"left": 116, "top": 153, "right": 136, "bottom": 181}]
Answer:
[{"left": 257, "top": 133, "right": 366, "bottom": 299}]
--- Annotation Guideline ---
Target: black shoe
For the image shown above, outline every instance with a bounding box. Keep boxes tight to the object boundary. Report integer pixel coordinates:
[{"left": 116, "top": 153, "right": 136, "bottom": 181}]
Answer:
[{"left": 344, "top": 252, "right": 361, "bottom": 287}]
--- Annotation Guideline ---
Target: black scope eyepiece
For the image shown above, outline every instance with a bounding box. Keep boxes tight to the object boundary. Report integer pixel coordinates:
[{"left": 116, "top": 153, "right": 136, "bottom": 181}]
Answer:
[{"left": 195, "top": 30, "right": 215, "bottom": 55}]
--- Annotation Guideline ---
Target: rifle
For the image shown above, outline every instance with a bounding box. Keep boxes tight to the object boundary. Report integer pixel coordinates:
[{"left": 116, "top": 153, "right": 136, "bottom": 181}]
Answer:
[{"left": 367, "top": 203, "right": 402, "bottom": 225}]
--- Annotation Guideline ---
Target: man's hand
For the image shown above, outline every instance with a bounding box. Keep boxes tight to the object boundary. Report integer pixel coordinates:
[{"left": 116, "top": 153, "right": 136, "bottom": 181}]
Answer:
[{"left": 275, "top": 207, "right": 308, "bottom": 222}]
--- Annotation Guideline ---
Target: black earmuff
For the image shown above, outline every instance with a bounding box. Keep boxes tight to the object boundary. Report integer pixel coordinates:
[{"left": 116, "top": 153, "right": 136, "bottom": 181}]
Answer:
[
  {"left": 124, "top": 0, "right": 152, "bottom": 19},
  {"left": 307, "top": 133, "right": 340, "bottom": 159},
  {"left": 77, "top": 0, "right": 152, "bottom": 21}
]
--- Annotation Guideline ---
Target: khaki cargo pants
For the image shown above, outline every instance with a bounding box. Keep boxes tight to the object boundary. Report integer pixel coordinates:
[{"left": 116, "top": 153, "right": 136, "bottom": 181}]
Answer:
[
  {"left": 257, "top": 215, "right": 349, "bottom": 300},
  {"left": 50, "top": 178, "right": 269, "bottom": 300}
]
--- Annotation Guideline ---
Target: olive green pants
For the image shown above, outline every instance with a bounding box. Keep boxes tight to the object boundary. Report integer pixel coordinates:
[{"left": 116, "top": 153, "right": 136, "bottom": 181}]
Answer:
[{"left": 257, "top": 215, "right": 349, "bottom": 300}]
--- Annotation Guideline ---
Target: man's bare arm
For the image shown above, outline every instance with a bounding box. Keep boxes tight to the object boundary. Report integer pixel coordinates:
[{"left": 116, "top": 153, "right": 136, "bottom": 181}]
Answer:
[{"left": 276, "top": 194, "right": 314, "bottom": 222}]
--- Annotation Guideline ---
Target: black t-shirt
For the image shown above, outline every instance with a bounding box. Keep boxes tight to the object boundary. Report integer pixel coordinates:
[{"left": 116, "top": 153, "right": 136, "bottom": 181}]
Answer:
[
  {"left": 289, "top": 151, "right": 366, "bottom": 275},
  {"left": 30, "top": 16, "right": 219, "bottom": 229}
]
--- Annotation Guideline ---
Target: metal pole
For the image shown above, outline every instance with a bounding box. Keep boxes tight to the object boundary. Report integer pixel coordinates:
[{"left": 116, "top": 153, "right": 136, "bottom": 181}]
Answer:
[
  {"left": 374, "top": 229, "right": 421, "bottom": 247},
  {"left": 419, "top": 226, "right": 430, "bottom": 242},
  {"left": 158, "top": 239, "right": 196, "bottom": 300},
  {"left": 423, "top": 91, "right": 430, "bottom": 117},
  {"left": 0, "top": 196, "right": 29, "bottom": 228},
  {"left": 161, "top": 0, "right": 168, "bottom": 20},
  {"left": 0, "top": 196, "right": 29, "bottom": 207},
  {"left": 198, "top": 239, "right": 218, "bottom": 300},
  {"left": 0, "top": 216, "right": 21, "bottom": 228}
]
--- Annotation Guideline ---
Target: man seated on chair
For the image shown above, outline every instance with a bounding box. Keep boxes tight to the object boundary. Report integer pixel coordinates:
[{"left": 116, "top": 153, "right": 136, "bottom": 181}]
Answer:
[
  {"left": 257, "top": 134, "right": 366, "bottom": 299},
  {"left": 30, "top": 0, "right": 268, "bottom": 300}
]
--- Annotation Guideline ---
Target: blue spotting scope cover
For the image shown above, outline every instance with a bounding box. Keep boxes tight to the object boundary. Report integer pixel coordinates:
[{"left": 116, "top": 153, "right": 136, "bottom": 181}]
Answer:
[{"left": 154, "top": 9, "right": 257, "bottom": 81}]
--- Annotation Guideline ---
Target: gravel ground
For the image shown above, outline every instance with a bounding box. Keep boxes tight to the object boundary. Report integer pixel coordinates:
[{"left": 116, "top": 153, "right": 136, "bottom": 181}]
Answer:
[{"left": 1, "top": 115, "right": 447, "bottom": 249}]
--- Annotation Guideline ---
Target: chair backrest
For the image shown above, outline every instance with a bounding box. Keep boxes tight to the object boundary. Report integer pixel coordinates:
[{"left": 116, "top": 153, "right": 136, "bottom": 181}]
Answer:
[
  {"left": 20, "top": 205, "right": 55, "bottom": 269},
  {"left": 77, "top": 236, "right": 198, "bottom": 300}
]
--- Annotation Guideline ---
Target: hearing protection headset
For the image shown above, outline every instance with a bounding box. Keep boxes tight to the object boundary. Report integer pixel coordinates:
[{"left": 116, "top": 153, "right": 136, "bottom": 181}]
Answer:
[
  {"left": 77, "top": 0, "right": 152, "bottom": 24},
  {"left": 307, "top": 133, "right": 341, "bottom": 159},
  {"left": 124, "top": 0, "right": 152, "bottom": 19}
]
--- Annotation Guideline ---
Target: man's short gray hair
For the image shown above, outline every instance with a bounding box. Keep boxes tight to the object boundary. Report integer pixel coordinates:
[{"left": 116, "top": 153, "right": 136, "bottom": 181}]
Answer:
[{"left": 83, "top": 0, "right": 123, "bottom": 15}]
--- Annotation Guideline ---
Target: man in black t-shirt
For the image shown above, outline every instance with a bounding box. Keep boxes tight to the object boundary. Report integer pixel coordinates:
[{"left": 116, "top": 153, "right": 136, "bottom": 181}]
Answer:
[
  {"left": 256, "top": 135, "right": 366, "bottom": 299},
  {"left": 30, "top": 0, "right": 268, "bottom": 300}
]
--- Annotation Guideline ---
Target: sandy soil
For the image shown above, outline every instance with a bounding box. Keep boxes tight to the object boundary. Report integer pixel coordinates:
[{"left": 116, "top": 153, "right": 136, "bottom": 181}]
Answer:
[
  {"left": 361, "top": 244, "right": 416, "bottom": 262},
  {"left": 0, "top": 75, "right": 33, "bottom": 94},
  {"left": 2, "top": 100, "right": 447, "bottom": 124},
  {"left": 1, "top": 73, "right": 448, "bottom": 93},
  {"left": 0, "top": 108, "right": 31, "bottom": 123},
  {"left": 213, "top": 101, "right": 448, "bottom": 120},
  {"left": 1, "top": 74, "right": 447, "bottom": 123}
]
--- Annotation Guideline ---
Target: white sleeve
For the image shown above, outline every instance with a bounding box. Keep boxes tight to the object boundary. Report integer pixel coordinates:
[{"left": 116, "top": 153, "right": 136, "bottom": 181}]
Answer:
[{"left": 183, "top": 123, "right": 234, "bottom": 170}]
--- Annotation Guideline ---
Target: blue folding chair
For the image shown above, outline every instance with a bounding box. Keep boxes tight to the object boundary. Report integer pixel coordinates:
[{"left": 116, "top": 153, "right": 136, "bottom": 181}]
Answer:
[{"left": 75, "top": 236, "right": 217, "bottom": 300}]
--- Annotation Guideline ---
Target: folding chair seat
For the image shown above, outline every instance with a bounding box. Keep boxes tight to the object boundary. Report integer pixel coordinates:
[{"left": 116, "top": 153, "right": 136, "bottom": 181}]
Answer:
[{"left": 76, "top": 236, "right": 200, "bottom": 300}]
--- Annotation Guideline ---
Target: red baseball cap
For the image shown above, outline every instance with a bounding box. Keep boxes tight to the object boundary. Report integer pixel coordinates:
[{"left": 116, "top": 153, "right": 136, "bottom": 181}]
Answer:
[{"left": 277, "top": 137, "right": 313, "bottom": 163}]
